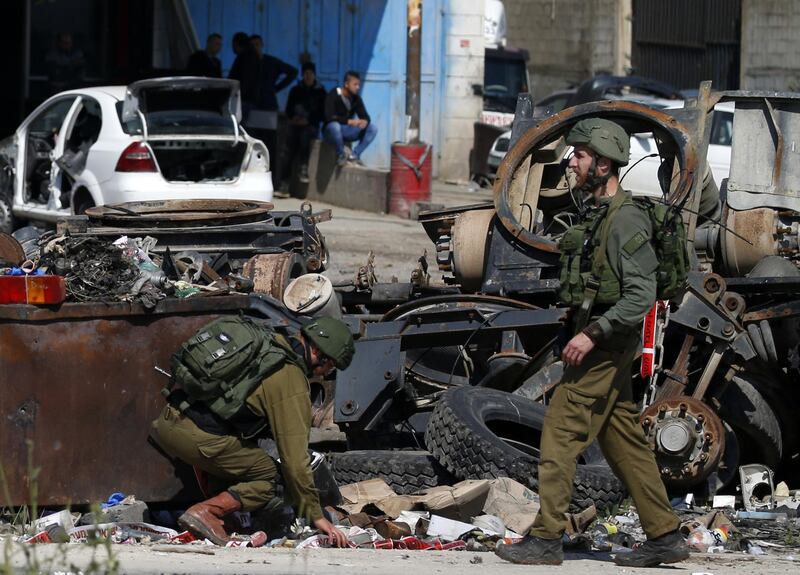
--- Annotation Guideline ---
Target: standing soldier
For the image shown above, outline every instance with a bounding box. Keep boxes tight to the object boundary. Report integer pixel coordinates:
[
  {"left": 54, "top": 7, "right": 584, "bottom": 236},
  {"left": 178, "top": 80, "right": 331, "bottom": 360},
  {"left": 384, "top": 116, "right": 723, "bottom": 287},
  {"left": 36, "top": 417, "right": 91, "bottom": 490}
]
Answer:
[
  {"left": 151, "top": 316, "right": 354, "bottom": 547},
  {"left": 496, "top": 119, "right": 689, "bottom": 567}
]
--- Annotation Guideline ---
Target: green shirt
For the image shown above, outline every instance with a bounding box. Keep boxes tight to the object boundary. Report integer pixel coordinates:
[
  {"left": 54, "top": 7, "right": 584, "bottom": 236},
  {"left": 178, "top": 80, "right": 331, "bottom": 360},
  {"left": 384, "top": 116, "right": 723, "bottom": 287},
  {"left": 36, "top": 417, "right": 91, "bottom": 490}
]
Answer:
[
  {"left": 592, "top": 192, "right": 658, "bottom": 343},
  {"left": 245, "top": 360, "right": 324, "bottom": 523}
]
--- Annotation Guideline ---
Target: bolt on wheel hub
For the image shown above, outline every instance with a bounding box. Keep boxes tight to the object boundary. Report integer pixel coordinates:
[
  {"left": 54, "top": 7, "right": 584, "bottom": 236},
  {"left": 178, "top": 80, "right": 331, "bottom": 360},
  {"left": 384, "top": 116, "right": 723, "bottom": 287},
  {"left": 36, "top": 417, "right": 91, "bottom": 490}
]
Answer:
[{"left": 641, "top": 397, "right": 726, "bottom": 487}]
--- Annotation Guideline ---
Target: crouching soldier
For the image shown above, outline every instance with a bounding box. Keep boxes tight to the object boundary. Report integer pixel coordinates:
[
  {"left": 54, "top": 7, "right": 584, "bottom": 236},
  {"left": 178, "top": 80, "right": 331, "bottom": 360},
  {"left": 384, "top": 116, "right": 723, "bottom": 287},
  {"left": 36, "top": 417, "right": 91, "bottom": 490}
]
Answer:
[
  {"left": 496, "top": 119, "right": 688, "bottom": 567},
  {"left": 151, "top": 316, "right": 354, "bottom": 546}
]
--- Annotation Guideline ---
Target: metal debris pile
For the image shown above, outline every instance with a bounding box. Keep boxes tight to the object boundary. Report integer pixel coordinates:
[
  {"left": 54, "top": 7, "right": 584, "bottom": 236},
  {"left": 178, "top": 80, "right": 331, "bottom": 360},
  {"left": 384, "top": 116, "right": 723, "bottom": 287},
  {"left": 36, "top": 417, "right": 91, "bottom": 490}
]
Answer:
[
  {"left": 37, "top": 234, "right": 143, "bottom": 303},
  {"left": 23, "top": 231, "right": 255, "bottom": 308}
]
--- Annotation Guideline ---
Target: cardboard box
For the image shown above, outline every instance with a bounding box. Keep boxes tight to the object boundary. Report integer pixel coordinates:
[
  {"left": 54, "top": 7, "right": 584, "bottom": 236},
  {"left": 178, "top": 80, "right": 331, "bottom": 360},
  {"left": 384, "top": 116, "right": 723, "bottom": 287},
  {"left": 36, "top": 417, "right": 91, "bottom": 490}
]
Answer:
[
  {"left": 416, "top": 480, "right": 490, "bottom": 522},
  {"left": 338, "top": 479, "right": 396, "bottom": 514},
  {"left": 482, "top": 477, "right": 540, "bottom": 535}
]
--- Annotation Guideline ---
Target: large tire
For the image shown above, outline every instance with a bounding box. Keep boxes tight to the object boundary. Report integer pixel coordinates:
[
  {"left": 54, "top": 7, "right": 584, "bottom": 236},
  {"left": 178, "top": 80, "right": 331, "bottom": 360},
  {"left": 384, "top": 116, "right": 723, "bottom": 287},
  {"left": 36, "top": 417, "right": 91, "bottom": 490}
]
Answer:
[
  {"left": 719, "top": 374, "right": 782, "bottom": 469},
  {"left": 328, "top": 450, "right": 455, "bottom": 495},
  {"left": 425, "top": 386, "right": 627, "bottom": 511}
]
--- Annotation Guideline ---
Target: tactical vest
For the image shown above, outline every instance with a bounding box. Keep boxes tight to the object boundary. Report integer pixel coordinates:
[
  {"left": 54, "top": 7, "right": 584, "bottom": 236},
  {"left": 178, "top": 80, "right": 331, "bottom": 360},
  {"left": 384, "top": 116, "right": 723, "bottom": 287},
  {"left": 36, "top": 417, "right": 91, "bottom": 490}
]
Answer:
[
  {"left": 163, "top": 316, "right": 305, "bottom": 439},
  {"left": 558, "top": 191, "right": 689, "bottom": 311},
  {"left": 558, "top": 191, "right": 631, "bottom": 307}
]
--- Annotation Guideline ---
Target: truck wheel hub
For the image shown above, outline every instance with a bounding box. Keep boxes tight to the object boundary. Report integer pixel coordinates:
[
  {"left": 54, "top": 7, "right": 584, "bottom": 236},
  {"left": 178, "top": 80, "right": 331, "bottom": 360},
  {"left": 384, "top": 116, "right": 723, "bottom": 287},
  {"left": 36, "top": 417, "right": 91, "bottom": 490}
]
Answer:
[{"left": 641, "top": 397, "right": 726, "bottom": 487}]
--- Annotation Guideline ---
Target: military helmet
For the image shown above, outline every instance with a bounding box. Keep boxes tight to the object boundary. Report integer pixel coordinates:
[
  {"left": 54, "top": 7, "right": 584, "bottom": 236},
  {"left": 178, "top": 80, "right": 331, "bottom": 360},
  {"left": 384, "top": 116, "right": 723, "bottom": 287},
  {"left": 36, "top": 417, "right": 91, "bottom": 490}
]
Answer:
[
  {"left": 565, "top": 118, "right": 630, "bottom": 166},
  {"left": 301, "top": 317, "right": 355, "bottom": 370}
]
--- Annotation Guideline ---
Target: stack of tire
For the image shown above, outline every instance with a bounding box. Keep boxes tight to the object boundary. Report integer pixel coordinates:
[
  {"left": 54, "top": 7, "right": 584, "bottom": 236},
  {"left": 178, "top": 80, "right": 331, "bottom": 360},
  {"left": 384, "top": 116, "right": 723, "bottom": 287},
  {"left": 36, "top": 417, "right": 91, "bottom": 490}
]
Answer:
[{"left": 329, "top": 386, "right": 627, "bottom": 511}]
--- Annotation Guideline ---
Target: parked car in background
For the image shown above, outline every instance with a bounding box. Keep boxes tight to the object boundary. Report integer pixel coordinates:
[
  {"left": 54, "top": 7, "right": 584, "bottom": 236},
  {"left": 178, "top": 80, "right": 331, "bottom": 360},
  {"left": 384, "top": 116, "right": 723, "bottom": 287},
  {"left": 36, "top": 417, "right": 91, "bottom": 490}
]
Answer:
[
  {"left": 0, "top": 77, "right": 274, "bottom": 233},
  {"left": 476, "top": 75, "right": 683, "bottom": 186},
  {"left": 488, "top": 97, "right": 733, "bottom": 198},
  {"left": 621, "top": 101, "right": 733, "bottom": 198}
]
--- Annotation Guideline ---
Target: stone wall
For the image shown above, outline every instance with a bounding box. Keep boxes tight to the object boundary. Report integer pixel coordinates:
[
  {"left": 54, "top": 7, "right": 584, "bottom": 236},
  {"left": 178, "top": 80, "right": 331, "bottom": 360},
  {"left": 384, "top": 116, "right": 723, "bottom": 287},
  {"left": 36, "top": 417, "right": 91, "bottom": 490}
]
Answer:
[
  {"left": 504, "top": 0, "right": 622, "bottom": 101},
  {"left": 438, "top": 0, "right": 486, "bottom": 182},
  {"left": 741, "top": 0, "right": 800, "bottom": 90}
]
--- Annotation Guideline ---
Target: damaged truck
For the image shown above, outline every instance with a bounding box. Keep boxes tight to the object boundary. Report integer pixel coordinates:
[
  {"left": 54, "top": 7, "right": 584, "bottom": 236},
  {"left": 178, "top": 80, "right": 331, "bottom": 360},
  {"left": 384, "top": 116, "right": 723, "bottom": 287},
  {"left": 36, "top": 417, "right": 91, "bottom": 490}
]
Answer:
[
  {"left": 328, "top": 83, "right": 800, "bottom": 508},
  {"left": 2, "top": 82, "right": 799, "bottom": 515}
]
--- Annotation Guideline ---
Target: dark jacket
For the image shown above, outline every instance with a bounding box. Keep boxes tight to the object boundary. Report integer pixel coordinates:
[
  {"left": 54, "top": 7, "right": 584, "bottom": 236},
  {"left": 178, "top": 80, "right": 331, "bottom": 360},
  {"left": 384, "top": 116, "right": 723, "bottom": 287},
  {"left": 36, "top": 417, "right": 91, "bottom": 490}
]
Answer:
[
  {"left": 228, "top": 48, "right": 261, "bottom": 107},
  {"left": 186, "top": 50, "right": 222, "bottom": 78},
  {"left": 324, "top": 88, "right": 370, "bottom": 126},
  {"left": 257, "top": 55, "right": 298, "bottom": 110},
  {"left": 286, "top": 81, "right": 327, "bottom": 128}
]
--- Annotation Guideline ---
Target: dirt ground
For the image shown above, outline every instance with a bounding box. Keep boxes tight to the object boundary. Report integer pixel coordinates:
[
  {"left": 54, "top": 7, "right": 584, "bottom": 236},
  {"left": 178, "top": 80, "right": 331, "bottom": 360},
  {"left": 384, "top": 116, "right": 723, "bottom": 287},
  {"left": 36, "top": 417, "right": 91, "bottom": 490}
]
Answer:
[
  {"left": 272, "top": 182, "right": 493, "bottom": 284},
  {"left": 6, "top": 543, "right": 799, "bottom": 575}
]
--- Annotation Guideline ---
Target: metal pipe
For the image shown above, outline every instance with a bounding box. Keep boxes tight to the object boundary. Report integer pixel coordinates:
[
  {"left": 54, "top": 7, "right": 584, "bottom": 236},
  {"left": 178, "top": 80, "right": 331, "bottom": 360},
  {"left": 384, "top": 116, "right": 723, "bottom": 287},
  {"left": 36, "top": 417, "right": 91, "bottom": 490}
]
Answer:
[{"left": 405, "top": 0, "right": 422, "bottom": 143}]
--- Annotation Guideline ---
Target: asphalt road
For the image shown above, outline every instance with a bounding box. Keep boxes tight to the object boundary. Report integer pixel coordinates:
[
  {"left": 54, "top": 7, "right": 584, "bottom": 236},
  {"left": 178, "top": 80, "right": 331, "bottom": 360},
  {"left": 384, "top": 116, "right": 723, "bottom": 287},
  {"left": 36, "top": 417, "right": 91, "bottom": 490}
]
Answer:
[{"left": 6, "top": 544, "right": 798, "bottom": 575}]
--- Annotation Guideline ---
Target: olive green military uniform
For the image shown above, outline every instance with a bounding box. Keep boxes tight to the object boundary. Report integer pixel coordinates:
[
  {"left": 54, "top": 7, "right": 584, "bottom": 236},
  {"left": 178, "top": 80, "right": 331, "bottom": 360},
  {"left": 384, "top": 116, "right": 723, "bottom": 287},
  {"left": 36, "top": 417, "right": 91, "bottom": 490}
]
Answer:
[
  {"left": 530, "top": 189, "right": 680, "bottom": 540},
  {"left": 151, "top": 358, "right": 324, "bottom": 522}
]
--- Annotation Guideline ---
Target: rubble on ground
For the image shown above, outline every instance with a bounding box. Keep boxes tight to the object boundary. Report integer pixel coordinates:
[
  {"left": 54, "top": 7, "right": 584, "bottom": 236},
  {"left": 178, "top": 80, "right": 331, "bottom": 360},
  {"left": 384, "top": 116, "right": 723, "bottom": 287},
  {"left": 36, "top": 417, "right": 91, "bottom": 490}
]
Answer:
[{"left": 3, "top": 471, "right": 798, "bottom": 559}]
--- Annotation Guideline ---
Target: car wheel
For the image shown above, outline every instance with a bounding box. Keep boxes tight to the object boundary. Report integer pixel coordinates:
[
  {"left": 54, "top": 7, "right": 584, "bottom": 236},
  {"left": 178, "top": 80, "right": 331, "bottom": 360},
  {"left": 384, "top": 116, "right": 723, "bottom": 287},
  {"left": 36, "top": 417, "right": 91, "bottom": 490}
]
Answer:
[
  {"left": 73, "top": 196, "right": 96, "bottom": 215},
  {"left": 328, "top": 450, "right": 455, "bottom": 495},
  {"left": 425, "top": 386, "right": 627, "bottom": 511}
]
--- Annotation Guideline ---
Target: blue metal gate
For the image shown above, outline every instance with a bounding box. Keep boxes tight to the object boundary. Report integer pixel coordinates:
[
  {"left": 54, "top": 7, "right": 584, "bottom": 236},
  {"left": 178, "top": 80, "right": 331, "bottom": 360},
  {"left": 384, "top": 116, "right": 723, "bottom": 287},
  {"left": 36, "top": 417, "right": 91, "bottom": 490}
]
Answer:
[{"left": 185, "top": 0, "right": 443, "bottom": 171}]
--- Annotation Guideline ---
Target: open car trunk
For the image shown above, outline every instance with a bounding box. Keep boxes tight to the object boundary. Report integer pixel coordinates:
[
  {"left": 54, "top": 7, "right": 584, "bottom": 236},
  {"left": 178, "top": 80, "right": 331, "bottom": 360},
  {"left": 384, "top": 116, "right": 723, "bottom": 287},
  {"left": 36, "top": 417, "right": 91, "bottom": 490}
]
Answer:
[
  {"left": 149, "top": 139, "right": 247, "bottom": 182},
  {"left": 122, "top": 77, "right": 242, "bottom": 137}
]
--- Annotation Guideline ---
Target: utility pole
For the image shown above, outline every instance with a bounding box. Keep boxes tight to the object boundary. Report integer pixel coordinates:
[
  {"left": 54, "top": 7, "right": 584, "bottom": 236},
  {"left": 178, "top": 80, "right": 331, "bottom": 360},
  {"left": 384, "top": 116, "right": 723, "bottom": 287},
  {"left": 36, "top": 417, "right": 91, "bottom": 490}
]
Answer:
[{"left": 405, "top": 0, "right": 422, "bottom": 143}]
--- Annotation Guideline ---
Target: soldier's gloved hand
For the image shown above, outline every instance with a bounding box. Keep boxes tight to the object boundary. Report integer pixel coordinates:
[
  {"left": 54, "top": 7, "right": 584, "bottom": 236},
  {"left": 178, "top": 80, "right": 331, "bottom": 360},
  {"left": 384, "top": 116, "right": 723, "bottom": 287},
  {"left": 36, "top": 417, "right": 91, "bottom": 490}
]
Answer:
[
  {"left": 562, "top": 332, "right": 595, "bottom": 366},
  {"left": 314, "top": 517, "right": 348, "bottom": 547}
]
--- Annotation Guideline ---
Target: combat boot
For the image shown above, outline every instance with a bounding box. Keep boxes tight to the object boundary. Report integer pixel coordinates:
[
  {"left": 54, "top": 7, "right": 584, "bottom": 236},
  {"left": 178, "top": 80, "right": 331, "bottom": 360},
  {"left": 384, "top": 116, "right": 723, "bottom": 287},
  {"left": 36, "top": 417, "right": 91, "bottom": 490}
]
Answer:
[
  {"left": 614, "top": 530, "right": 689, "bottom": 567},
  {"left": 178, "top": 490, "right": 242, "bottom": 545},
  {"left": 495, "top": 535, "right": 564, "bottom": 565}
]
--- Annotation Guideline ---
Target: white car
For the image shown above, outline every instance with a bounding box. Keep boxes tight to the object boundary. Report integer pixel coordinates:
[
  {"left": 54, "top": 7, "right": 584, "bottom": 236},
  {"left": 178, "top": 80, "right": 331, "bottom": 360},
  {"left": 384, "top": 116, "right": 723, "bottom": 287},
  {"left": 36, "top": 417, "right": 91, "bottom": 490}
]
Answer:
[
  {"left": 621, "top": 102, "right": 733, "bottom": 198},
  {"left": 487, "top": 100, "right": 734, "bottom": 198},
  {"left": 0, "top": 77, "right": 273, "bottom": 233}
]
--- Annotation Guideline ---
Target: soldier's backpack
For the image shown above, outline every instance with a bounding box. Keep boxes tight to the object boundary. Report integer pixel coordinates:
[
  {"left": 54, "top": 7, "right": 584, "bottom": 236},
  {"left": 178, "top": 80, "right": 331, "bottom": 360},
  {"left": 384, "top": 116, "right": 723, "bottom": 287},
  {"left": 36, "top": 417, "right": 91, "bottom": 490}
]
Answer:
[
  {"left": 590, "top": 195, "right": 690, "bottom": 302},
  {"left": 163, "top": 316, "right": 302, "bottom": 422},
  {"left": 568, "top": 195, "right": 690, "bottom": 332},
  {"left": 632, "top": 197, "right": 690, "bottom": 300}
]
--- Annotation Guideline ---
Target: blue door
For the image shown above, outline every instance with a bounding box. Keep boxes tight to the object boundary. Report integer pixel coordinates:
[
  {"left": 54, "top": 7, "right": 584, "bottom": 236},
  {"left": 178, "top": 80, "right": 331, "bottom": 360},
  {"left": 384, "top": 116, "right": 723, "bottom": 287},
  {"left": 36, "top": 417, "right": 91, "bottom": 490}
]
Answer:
[{"left": 184, "top": 0, "right": 442, "bottom": 171}]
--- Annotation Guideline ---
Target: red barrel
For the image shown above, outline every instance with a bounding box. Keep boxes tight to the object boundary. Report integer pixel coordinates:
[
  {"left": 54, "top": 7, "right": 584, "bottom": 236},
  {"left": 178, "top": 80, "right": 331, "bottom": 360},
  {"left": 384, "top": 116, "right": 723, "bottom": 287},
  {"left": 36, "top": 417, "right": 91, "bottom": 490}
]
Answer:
[{"left": 389, "top": 142, "right": 432, "bottom": 217}]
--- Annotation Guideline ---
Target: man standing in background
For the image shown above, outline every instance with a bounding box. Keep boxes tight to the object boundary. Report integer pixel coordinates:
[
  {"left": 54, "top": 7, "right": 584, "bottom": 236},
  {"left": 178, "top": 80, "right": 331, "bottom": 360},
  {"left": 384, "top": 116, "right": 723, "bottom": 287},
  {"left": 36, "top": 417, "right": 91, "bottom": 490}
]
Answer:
[
  {"left": 239, "top": 35, "right": 298, "bottom": 189},
  {"left": 284, "top": 61, "right": 326, "bottom": 183},
  {"left": 228, "top": 31, "right": 260, "bottom": 116},
  {"left": 46, "top": 32, "right": 86, "bottom": 94},
  {"left": 186, "top": 33, "right": 222, "bottom": 78}
]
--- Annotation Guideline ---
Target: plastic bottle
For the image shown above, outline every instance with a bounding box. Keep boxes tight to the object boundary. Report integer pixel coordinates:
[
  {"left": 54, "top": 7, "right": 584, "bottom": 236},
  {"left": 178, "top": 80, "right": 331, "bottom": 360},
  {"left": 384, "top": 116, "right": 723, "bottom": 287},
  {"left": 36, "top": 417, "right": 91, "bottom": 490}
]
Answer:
[
  {"left": 591, "top": 522, "right": 619, "bottom": 551},
  {"left": 711, "top": 525, "right": 730, "bottom": 545},
  {"left": 687, "top": 526, "right": 716, "bottom": 552}
]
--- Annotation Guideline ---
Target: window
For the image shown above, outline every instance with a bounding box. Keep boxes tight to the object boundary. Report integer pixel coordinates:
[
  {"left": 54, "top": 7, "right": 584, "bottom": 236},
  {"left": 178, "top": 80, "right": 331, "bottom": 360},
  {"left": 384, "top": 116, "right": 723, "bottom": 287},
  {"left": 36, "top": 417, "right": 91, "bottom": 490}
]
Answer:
[
  {"left": 28, "top": 98, "right": 77, "bottom": 136},
  {"left": 66, "top": 98, "right": 102, "bottom": 149},
  {"left": 710, "top": 111, "right": 733, "bottom": 147}
]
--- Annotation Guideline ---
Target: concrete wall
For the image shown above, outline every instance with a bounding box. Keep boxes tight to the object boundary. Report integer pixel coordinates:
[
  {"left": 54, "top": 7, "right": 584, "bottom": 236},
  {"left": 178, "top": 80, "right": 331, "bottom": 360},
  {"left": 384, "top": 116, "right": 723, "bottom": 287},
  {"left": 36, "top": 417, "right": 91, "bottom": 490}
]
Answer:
[
  {"left": 503, "top": 0, "right": 623, "bottom": 101},
  {"left": 741, "top": 0, "right": 800, "bottom": 90},
  {"left": 438, "top": 0, "right": 485, "bottom": 182}
]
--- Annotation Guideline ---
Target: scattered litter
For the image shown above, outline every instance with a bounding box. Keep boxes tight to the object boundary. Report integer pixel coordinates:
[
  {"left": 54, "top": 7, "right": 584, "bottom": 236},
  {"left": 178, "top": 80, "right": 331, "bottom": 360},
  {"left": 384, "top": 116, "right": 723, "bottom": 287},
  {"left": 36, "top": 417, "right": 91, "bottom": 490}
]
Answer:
[
  {"left": 712, "top": 495, "right": 736, "bottom": 509},
  {"left": 426, "top": 515, "right": 478, "bottom": 542},
  {"left": 748, "top": 543, "right": 766, "bottom": 556},
  {"left": 151, "top": 545, "right": 216, "bottom": 555},
  {"left": 32, "top": 510, "right": 75, "bottom": 532},
  {"left": 736, "top": 511, "right": 787, "bottom": 521},
  {"left": 395, "top": 511, "right": 429, "bottom": 533},
  {"left": 471, "top": 515, "right": 505, "bottom": 537},
  {"left": 739, "top": 464, "right": 775, "bottom": 512}
]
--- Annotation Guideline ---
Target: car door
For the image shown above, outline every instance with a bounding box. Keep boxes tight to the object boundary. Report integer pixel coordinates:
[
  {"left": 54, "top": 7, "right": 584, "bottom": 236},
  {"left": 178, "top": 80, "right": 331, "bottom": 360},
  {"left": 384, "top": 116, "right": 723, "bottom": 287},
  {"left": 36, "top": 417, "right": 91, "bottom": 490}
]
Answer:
[{"left": 15, "top": 95, "right": 80, "bottom": 207}]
